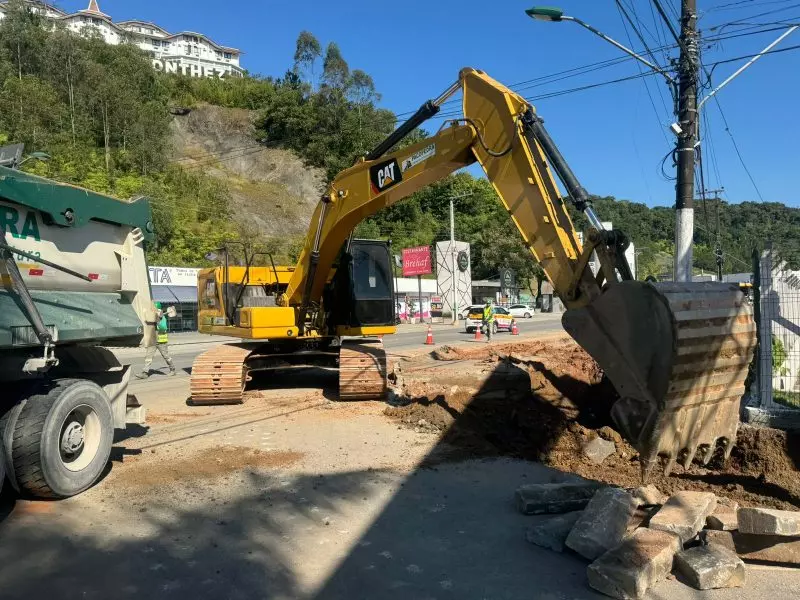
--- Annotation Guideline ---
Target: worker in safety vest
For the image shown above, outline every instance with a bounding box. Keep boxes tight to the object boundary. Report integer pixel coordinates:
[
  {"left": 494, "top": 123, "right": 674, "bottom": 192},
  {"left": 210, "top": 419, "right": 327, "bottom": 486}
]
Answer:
[
  {"left": 136, "top": 301, "right": 176, "bottom": 378},
  {"left": 482, "top": 300, "right": 495, "bottom": 342}
]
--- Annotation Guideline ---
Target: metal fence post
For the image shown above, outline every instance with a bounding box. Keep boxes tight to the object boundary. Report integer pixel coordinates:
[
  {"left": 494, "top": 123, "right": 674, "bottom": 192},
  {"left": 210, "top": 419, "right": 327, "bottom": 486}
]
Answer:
[{"left": 759, "top": 244, "right": 775, "bottom": 409}]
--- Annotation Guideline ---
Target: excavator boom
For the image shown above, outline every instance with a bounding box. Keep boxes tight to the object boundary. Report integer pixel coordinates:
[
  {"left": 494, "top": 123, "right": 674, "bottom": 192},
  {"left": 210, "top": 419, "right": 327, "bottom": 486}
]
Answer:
[{"left": 194, "top": 68, "right": 756, "bottom": 475}]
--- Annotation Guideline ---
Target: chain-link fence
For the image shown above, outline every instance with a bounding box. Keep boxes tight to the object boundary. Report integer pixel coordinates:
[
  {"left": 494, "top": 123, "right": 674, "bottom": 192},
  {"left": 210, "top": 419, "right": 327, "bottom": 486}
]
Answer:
[{"left": 744, "top": 244, "right": 800, "bottom": 429}]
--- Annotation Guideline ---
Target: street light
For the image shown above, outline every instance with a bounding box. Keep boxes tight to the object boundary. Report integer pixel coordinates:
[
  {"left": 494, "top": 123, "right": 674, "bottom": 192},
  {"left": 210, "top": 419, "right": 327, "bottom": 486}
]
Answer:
[{"left": 525, "top": 7, "right": 676, "bottom": 88}]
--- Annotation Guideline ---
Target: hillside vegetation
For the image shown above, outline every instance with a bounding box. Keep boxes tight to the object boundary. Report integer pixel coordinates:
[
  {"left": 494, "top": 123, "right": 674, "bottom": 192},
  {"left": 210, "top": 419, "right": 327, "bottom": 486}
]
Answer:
[{"left": 0, "top": 0, "right": 797, "bottom": 286}]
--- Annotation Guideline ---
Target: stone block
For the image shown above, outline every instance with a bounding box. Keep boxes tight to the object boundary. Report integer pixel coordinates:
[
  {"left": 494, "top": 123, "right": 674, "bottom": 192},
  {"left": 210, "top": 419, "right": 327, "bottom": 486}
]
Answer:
[
  {"left": 649, "top": 491, "right": 717, "bottom": 543},
  {"left": 731, "top": 532, "right": 800, "bottom": 564},
  {"left": 700, "top": 530, "right": 736, "bottom": 553},
  {"left": 675, "top": 544, "right": 746, "bottom": 589},
  {"left": 525, "top": 511, "right": 583, "bottom": 553},
  {"left": 582, "top": 437, "right": 616, "bottom": 465},
  {"left": 566, "top": 487, "right": 638, "bottom": 560},
  {"left": 631, "top": 485, "right": 667, "bottom": 507},
  {"left": 626, "top": 507, "right": 657, "bottom": 537},
  {"left": 706, "top": 500, "right": 738, "bottom": 531},
  {"left": 738, "top": 507, "right": 800, "bottom": 536},
  {"left": 515, "top": 482, "right": 603, "bottom": 515},
  {"left": 587, "top": 528, "right": 680, "bottom": 600}
]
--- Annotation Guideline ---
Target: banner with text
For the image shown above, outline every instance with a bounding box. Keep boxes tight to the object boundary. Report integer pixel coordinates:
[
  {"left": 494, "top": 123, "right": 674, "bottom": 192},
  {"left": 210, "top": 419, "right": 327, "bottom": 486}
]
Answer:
[{"left": 402, "top": 246, "right": 432, "bottom": 277}]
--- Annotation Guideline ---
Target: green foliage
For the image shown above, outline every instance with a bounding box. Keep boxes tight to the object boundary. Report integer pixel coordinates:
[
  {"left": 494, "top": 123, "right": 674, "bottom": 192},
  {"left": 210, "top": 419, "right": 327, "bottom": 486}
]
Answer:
[
  {"left": 774, "top": 390, "right": 800, "bottom": 409},
  {"left": 773, "top": 335, "right": 789, "bottom": 376},
  {"left": 0, "top": 1, "right": 232, "bottom": 266}
]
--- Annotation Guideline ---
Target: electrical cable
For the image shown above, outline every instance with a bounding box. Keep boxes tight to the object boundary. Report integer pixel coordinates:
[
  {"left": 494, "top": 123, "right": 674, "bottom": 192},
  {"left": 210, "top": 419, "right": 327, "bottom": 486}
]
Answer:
[
  {"left": 651, "top": 0, "right": 683, "bottom": 46},
  {"left": 720, "top": 2, "right": 800, "bottom": 27},
  {"left": 615, "top": 0, "right": 673, "bottom": 144}
]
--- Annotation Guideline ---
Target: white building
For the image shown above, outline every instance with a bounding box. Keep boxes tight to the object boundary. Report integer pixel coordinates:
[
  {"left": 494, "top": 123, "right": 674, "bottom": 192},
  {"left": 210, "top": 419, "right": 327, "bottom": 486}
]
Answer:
[{"left": 0, "top": 0, "right": 244, "bottom": 78}]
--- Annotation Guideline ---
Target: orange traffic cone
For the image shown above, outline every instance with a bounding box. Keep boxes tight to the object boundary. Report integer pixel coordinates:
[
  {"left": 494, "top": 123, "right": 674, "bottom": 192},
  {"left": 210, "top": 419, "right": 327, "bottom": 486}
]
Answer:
[
  {"left": 474, "top": 326, "right": 482, "bottom": 341},
  {"left": 511, "top": 320, "right": 519, "bottom": 335},
  {"left": 424, "top": 325, "right": 434, "bottom": 345}
]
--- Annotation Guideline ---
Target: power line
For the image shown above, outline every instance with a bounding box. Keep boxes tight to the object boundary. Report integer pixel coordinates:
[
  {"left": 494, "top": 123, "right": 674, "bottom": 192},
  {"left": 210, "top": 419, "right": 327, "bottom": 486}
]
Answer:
[
  {"left": 721, "top": 2, "right": 800, "bottom": 27},
  {"left": 651, "top": 0, "right": 683, "bottom": 45},
  {"left": 614, "top": 0, "right": 673, "bottom": 144},
  {"left": 704, "top": 0, "right": 797, "bottom": 14},
  {"left": 709, "top": 41, "right": 800, "bottom": 66}
]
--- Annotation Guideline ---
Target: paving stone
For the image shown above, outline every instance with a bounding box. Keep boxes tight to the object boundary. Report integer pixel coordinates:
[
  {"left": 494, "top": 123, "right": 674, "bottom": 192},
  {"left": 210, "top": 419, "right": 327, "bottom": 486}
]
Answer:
[
  {"left": 515, "top": 482, "right": 603, "bottom": 515},
  {"left": 582, "top": 437, "right": 616, "bottom": 464},
  {"left": 738, "top": 507, "right": 800, "bottom": 536},
  {"left": 587, "top": 528, "right": 680, "bottom": 600},
  {"left": 566, "top": 487, "right": 638, "bottom": 560},
  {"left": 630, "top": 485, "right": 667, "bottom": 507},
  {"left": 675, "top": 544, "right": 746, "bottom": 589},
  {"left": 648, "top": 491, "right": 717, "bottom": 544},
  {"left": 525, "top": 511, "right": 583, "bottom": 553},
  {"left": 706, "top": 500, "right": 739, "bottom": 531},
  {"left": 626, "top": 506, "right": 658, "bottom": 537},
  {"left": 700, "top": 530, "right": 736, "bottom": 553},
  {"left": 731, "top": 532, "right": 800, "bottom": 564}
]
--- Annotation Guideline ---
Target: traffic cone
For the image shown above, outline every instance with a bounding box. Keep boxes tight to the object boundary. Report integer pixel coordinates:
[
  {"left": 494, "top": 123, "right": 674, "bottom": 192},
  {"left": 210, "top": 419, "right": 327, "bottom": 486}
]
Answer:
[
  {"left": 511, "top": 320, "right": 519, "bottom": 336},
  {"left": 474, "top": 326, "right": 482, "bottom": 341},
  {"left": 424, "top": 324, "right": 434, "bottom": 345}
]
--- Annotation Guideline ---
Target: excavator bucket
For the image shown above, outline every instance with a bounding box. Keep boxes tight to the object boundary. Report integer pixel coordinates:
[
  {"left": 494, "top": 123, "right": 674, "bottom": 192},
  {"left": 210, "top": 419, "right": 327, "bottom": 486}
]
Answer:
[{"left": 562, "top": 281, "right": 756, "bottom": 478}]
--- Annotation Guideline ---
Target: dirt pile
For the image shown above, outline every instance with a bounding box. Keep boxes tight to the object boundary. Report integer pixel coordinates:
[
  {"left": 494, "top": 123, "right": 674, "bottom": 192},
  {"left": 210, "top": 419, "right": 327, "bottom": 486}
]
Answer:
[{"left": 387, "top": 339, "right": 800, "bottom": 510}]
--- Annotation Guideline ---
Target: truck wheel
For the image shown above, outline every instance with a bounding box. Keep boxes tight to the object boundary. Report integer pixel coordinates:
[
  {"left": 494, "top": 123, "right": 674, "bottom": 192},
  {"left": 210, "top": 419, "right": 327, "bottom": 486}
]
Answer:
[{"left": 2, "top": 379, "right": 113, "bottom": 499}]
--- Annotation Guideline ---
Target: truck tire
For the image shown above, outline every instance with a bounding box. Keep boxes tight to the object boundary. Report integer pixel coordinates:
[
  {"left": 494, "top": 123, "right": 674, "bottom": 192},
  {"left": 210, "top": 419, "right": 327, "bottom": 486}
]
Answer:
[{"left": 2, "top": 379, "right": 113, "bottom": 498}]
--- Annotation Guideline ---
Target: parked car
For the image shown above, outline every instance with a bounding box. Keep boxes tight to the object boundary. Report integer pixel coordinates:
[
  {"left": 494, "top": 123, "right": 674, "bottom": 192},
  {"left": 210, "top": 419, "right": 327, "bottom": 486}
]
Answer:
[
  {"left": 508, "top": 303, "right": 535, "bottom": 318},
  {"left": 465, "top": 306, "right": 514, "bottom": 334},
  {"left": 459, "top": 304, "right": 484, "bottom": 320}
]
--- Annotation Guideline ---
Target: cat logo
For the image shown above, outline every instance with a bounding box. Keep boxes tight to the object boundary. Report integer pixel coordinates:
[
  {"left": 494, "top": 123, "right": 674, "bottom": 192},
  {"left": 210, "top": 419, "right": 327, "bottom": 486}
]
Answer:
[{"left": 369, "top": 158, "right": 402, "bottom": 194}]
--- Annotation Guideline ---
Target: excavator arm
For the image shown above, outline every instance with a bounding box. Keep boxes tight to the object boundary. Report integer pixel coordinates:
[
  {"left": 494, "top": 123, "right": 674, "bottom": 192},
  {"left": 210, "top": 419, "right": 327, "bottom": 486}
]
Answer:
[{"left": 283, "top": 68, "right": 609, "bottom": 320}]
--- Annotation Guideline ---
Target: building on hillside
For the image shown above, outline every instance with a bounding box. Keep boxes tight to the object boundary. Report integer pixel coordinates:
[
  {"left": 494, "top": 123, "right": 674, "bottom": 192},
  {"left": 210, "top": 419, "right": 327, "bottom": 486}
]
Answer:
[{"left": 0, "top": 0, "right": 244, "bottom": 78}]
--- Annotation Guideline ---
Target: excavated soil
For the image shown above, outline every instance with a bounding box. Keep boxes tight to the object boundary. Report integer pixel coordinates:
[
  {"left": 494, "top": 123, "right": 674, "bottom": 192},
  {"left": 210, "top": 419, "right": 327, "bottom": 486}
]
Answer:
[
  {"left": 386, "top": 338, "right": 800, "bottom": 510},
  {"left": 116, "top": 446, "right": 304, "bottom": 488}
]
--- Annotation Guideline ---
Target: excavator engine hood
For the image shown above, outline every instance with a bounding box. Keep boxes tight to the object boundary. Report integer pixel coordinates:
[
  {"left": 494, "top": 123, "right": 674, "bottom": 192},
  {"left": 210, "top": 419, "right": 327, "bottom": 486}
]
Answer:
[{"left": 563, "top": 281, "right": 756, "bottom": 478}]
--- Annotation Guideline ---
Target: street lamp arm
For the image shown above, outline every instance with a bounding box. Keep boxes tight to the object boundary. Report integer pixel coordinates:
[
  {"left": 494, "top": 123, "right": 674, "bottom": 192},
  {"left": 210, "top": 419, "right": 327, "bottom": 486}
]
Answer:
[
  {"left": 563, "top": 16, "right": 677, "bottom": 86},
  {"left": 697, "top": 25, "right": 798, "bottom": 113}
]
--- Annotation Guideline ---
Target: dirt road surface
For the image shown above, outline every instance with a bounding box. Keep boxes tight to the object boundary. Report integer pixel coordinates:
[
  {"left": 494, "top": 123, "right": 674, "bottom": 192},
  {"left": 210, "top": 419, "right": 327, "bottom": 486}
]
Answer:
[{"left": 1, "top": 333, "right": 799, "bottom": 599}]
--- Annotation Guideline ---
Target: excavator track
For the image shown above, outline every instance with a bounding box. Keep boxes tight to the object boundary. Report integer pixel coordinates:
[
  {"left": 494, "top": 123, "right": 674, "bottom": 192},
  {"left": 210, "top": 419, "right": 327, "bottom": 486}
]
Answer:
[
  {"left": 338, "top": 339, "right": 388, "bottom": 400},
  {"left": 190, "top": 344, "right": 253, "bottom": 405}
]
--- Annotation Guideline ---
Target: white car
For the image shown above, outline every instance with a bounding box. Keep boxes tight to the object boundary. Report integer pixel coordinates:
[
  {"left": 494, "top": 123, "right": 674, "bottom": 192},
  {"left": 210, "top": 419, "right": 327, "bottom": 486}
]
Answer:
[{"left": 508, "top": 303, "right": 535, "bottom": 318}]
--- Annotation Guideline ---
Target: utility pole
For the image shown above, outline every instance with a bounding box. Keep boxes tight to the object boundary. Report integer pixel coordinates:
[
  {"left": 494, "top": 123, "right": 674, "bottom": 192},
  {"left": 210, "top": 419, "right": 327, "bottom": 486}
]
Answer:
[{"left": 674, "top": 0, "right": 699, "bottom": 282}]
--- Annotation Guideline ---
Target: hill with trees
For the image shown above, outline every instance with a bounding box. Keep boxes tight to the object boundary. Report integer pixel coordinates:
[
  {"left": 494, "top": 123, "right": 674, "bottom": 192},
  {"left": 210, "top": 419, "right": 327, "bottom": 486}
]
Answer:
[{"left": 1, "top": 0, "right": 797, "bottom": 291}]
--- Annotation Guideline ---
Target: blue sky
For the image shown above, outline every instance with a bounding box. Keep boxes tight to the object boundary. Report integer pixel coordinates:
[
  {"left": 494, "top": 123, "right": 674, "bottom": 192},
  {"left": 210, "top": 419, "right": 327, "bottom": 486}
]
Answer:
[{"left": 61, "top": 1, "right": 799, "bottom": 207}]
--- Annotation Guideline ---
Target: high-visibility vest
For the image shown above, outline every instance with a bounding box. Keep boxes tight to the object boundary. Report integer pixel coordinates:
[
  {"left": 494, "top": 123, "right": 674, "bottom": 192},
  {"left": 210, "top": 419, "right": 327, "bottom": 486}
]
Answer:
[
  {"left": 157, "top": 314, "right": 168, "bottom": 344},
  {"left": 483, "top": 305, "right": 494, "bottom": 322}
]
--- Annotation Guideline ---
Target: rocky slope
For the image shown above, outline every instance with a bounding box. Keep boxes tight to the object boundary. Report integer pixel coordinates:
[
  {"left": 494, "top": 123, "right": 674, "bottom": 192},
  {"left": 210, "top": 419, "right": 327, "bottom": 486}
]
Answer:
[{"left": 170, "top": 104, "right": 324, "bottom": 240}]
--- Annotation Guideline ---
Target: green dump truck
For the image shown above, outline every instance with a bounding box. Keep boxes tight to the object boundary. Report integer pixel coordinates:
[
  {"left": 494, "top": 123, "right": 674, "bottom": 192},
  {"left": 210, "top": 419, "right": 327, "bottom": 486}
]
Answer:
[{"left": 0, "top": 163, "right": 155, "bottom": 498}]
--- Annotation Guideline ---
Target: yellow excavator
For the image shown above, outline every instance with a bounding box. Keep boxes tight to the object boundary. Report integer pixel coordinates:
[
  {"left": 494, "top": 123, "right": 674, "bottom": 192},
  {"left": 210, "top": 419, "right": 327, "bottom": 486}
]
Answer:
[{"left": 192, "top": 68, "right": 755, "bottom": 477}]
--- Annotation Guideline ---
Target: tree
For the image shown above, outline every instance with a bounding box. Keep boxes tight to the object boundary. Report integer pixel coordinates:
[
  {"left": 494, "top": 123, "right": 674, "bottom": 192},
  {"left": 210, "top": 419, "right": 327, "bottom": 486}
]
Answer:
[
  {"left": 0, "top": 75, "right": 64, "bottom": 148},
  {"left": 321, "top": 42, "right": 349, "bottom": 90},
  {"left": 293, "top": 31, "right": 321, "bottom": 87},
  {"left": 0, "top": 0, "right": 47, "bottom": 79}
]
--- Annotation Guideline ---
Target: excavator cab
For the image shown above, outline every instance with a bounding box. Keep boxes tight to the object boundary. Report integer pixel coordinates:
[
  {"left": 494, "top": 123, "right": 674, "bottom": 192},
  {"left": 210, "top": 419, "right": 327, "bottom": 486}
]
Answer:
[{"left": 327, "top": 240, "right": 396, "bottom": 333}]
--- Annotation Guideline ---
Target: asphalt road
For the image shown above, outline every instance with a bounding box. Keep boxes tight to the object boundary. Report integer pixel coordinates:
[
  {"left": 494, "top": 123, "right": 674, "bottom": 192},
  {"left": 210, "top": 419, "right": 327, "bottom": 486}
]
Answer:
[{"left": 124, "top": 315, "right": 566, "bottom": 387}]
